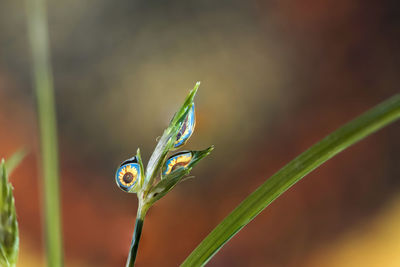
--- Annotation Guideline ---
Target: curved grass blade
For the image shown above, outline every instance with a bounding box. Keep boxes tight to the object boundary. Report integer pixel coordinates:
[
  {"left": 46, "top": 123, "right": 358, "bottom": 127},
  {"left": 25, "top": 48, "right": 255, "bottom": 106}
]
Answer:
[{"left": 182, "top": 94, "right": 400, "bottom": 266}]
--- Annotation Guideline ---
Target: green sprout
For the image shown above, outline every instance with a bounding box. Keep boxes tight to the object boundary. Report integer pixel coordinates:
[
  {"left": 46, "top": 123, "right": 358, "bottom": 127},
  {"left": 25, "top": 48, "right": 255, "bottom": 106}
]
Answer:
[
  {"left": 116, "top": 82, "right": 214, "bottom": 266},
  {"left": 0, "top": 151, "right": 25, "bottom": 267}
]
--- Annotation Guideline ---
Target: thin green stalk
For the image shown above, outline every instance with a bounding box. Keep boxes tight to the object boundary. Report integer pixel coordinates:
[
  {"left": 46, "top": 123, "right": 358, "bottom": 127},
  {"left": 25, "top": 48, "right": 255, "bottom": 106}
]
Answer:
[
  {"left": 127, "top": 218, "right": 144, "bottom": 266},
  {"left": 182, "top": 94, "right": 400, "bottom": 266},
  {"left": 126, "top": 200, "right": 149, "bottom": 267},
  {"left": 126, "top": 218, "right": 144, "bottom": 266},
  {"left": 26, "top": 0, "right": 63, "bottom": 266}
]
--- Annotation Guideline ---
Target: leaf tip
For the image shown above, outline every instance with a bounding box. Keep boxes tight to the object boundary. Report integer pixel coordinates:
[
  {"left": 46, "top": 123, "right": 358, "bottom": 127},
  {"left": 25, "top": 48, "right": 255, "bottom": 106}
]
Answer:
[{"left": 190, "top": 82, "right": 201, "bottom": 99}]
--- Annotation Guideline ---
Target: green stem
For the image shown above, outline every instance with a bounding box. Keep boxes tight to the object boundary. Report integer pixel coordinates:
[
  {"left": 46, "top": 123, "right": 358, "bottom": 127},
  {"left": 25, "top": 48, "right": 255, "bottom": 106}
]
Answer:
[
  {"left": 25, "top": 0, "right": 63, "bottom": 266},
  {"left": 126, "top": 218, "right": 144, "bottom": 267},
  {"left": 126, "top": 201, "right": 148, "bottom": 267}
]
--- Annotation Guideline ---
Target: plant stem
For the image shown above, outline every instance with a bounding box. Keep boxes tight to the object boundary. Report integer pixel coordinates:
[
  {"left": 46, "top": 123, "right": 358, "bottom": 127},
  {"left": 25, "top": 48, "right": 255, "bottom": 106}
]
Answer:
[
  {"left": 126, "top": 201, "right": 148, "bottom": 267},
  {"left": 25, "top": 0, "right": 63, "bottom": 266},
  {"left": 126, "top": 218, "right": 144, "bottom": 267}
]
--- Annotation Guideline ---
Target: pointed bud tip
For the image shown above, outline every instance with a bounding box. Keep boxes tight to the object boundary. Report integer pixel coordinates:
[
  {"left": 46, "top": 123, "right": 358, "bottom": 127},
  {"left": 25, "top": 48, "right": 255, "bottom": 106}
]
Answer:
[{"left": 192, "top": 82, "right": 201, "bottom": 94}]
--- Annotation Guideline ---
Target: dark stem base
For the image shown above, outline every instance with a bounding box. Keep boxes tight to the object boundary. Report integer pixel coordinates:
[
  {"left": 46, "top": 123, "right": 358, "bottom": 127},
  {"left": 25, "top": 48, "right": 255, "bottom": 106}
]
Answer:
[{"left": 126, "top": 218, "right": 144, "bottom": 267}]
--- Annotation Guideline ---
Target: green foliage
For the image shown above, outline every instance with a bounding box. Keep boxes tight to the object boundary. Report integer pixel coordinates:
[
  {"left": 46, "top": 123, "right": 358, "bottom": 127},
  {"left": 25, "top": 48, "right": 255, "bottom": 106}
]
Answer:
[
  {"left": 119, "top": 82, "right": 213, "bottom": 203},
  {"left": 26, "top": 0, "right": 63, "bottom": 265},
  {"left": 4, "top": 151, "right": 26, "bottom": 175},
  {"left": 121, "top": 82, "right": 213, "bottom": 266},
  {"left": 182, "top": 94, "right": 400, "bottom": 266},
  {"left": 0, "top": 151, "right": 25, "bottom": 267},
  {"left": 142, "top": 82, "right": 202, "bottom": 193},
  {"left": 148, "top": 147, "right": 214, "bottom": 205}
]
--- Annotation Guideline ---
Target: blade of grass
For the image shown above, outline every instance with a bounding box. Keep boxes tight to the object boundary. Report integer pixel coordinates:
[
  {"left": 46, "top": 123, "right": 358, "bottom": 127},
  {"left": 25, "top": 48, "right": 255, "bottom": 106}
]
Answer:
[
  {"left": 182, "top": 94, "right": 400, "bottom": 266},
  {"left": 25, "top": 0, "right": 63, "bottom": 266},
  {"left": 4, "top": 150, "right": 26, "bottom": 175}
]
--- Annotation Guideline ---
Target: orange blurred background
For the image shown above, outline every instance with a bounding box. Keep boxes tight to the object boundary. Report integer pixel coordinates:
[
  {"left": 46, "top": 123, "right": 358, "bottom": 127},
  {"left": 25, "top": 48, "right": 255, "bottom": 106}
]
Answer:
[{"left": 1, "top": 0, "right": 399, "bottom": 266}]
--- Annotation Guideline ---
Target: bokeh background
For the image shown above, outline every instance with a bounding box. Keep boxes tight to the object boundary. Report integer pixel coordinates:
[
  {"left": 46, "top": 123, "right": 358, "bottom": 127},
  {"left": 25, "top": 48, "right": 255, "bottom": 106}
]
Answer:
[{"left": 1, "top": 0, "right": 400, "bottom": 266}]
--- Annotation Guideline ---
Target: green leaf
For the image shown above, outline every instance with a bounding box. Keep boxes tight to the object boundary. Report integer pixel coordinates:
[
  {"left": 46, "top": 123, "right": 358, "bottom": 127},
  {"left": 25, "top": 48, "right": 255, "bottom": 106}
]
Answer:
[
  {"left": 144, "top": 82, "right": 200, "bottom": 191},
  {"left": 147, "top": 146, "right": 214, "bottom": 204},
  {"left": 4, "top": 150, "right": 26, "bottom": 175},
  {"left": 182, "top": 94, "right": 400, "bottom": 266},
  {"left": 186, "top": 146, "right": 214, "bottom": 169},
  {"left": 0, "top": 159, "right": 19, "bottom": 267},
  {"left": 121, "top": 150, "right": 146, "bottom": 194}
]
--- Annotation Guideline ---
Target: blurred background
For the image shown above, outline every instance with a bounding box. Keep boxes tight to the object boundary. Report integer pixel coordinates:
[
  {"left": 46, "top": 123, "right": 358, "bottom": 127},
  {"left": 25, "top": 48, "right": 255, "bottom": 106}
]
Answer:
[{"left": 1, "top": 0, "right": 399, "bottom": 266}]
